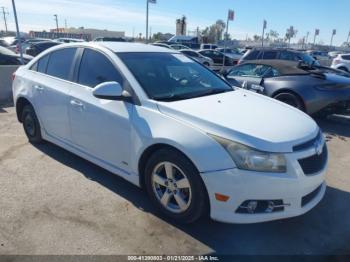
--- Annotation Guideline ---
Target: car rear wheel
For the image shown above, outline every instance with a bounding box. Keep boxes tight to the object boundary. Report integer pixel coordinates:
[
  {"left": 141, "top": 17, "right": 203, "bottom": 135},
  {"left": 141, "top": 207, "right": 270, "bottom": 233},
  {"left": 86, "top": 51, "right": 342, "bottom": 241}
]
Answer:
[
  {"left": 144, "top": 148, "right": 207, "bottom": 223},
  {"left": 273, "top": 92, "right": 305, "bottom": 112},
  {"left": 22, "top": 104, "right": 44, "bottom": 144}
]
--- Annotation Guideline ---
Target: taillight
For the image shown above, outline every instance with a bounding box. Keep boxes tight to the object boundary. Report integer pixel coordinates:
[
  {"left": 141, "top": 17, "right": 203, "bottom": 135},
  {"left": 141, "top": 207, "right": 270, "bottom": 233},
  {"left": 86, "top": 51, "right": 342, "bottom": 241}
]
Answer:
[
  {"left": 12, "top": 73, "right": 16, "bottom": 81},
  {"left": 16, "top": 44, "right": 19, "bottom": 53},
  {"left": 333, "top": 59, "right": 340, "bottom": 65},
  {"left": 237, "top": 60, "right": 242, "bottom": 65}
]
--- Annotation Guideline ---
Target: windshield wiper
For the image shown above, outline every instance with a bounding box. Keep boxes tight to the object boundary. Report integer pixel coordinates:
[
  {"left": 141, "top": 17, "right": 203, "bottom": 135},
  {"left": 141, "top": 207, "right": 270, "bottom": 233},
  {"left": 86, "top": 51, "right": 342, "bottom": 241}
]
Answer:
[
  {"left": 153, "top": 89, "right": 231, "bottom": 102},
  {"left": 153, "top": 94, "right": 189, "bottom": 102}
]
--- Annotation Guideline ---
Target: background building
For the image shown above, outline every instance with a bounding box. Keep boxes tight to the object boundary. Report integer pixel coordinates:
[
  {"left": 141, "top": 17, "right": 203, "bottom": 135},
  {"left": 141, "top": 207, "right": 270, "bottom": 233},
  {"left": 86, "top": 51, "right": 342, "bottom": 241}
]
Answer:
[
  {"left": 176, "top": 16, "right": 187, "bottom": 36},
  {"left": 63, "top": 27, "right": 125, "bottom": 40}
]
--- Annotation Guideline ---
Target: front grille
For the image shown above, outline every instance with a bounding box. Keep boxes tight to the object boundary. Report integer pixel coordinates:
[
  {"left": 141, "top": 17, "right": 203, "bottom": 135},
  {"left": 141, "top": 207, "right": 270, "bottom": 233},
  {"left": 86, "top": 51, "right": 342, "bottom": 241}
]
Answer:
[
  {"left": 302, "top": 184, "right": 322, "bottom": 207},
  {"left": 293, "top": 131, "right": 321, "bottom": 152},
  {"left": 298, "top": 145, "right": 328, "bottom": 175}
]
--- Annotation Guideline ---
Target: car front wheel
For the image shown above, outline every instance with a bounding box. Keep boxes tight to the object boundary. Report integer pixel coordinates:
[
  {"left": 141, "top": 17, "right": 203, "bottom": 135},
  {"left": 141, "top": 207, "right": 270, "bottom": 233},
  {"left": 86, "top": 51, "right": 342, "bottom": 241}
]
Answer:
[{"left": 144, "top": 148, "right": 207, "bottom": 223}]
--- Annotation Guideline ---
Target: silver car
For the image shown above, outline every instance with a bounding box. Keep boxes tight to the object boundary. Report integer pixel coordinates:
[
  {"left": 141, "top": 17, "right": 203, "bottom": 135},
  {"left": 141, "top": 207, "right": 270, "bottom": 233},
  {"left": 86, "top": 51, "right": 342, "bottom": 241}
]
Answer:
[{"left": 179, "top": 49, "right": 214, "bottom": 67}]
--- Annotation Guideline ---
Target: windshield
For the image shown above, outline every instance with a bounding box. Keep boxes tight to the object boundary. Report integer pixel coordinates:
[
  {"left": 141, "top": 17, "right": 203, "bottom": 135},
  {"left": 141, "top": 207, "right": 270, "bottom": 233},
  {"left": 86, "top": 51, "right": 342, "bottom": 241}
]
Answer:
[
  {"left": 0, "top": 46, "right": 16, "bottom": 56},
  {"left": 118, "top": 52, "right": 233, "bottom": 101}
]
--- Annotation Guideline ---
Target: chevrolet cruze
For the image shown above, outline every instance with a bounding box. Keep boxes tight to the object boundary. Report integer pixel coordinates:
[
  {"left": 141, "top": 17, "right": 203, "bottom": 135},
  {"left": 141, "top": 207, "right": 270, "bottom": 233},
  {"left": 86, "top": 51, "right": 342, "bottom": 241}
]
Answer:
[{"left": 13, "top": 42, "right": 328, "bottom": 224}]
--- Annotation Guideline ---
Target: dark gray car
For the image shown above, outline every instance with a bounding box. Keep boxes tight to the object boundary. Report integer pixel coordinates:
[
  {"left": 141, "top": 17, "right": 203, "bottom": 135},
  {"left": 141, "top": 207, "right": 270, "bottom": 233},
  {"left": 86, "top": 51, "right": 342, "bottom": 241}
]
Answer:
[
  {"left": 239, "top": 48, "right": 319, "bottom": 66},
  {"left": 225, "top": 60, "right": 350, "bottom": 115}
]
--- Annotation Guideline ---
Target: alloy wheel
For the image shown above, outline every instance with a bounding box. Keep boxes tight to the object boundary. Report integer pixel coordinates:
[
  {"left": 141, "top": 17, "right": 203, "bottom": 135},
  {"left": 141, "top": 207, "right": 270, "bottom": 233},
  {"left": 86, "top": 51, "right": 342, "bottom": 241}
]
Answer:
[{"left": 151, "top": 162, "right": 192, "bottom": 214}]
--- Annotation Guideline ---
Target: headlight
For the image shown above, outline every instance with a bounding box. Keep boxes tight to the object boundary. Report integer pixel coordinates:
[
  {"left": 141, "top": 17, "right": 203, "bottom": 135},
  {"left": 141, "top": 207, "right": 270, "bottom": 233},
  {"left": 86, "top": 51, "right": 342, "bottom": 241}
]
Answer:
[{"left": 210, "top": 134, "right": 287, "bottom": 173}]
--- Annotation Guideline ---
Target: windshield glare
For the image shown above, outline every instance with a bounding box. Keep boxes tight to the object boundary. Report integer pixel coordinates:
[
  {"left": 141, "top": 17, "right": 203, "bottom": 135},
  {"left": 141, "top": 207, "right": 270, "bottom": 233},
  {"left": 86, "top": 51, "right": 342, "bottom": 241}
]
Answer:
[{"left": 118, "top": 52, "right": 233, "bottom": 101}]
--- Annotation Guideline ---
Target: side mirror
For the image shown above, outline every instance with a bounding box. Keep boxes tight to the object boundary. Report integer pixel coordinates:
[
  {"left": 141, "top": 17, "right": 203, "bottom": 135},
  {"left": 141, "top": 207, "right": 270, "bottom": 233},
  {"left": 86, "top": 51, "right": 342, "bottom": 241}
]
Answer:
[{"left": 93, "top": 81, "right": 131, "bottom": 101}]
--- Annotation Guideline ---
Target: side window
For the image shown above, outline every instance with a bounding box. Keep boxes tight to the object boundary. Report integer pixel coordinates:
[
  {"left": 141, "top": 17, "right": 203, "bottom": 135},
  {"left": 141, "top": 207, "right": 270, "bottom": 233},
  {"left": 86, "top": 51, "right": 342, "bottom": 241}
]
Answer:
[
  {"left": 280, "top": 51, "right": 295, "bottom": 61},
  {"left": 228, "top": 64, "right": 257, "bottom": 77},
  {"left": 262, "top": 51, "right": 277, "bottom": 59},
  {"left": 342, "top": 55, "right": 350, "bottom": 60},
  {"left": 264, "top": 67, "right": 280, "bottom": 77},
  {"left": 188, "top": 51, "right": 199, "bottom": 57},
  {"left": 37, "top": 55, "right": 50, "bottom": 73},
  {"left": 46, "top": 48, "right": 77, "bottom": 80},
  {"left": 229, "top": 64, "right": 270, "bottom": 77},
  {"left": 77, "top": 49, "right": 123, "bottom": 88},
  {"left": 244, "top": 50, "right": 259, "bottom": 60},
  {"left": 0, "top": 55, "right": 21, "bottom": 65}
]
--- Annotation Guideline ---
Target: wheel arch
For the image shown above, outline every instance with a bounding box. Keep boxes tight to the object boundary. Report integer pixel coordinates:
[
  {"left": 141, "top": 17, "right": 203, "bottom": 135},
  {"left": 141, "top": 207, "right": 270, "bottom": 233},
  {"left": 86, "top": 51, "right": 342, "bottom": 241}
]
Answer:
[
  {"left": 138, "top": 143, "right": 196, "bottom": 189},
  {"left": 15, "top": 97, "right": 33, "bottom": 122},
  {"left": 271, "top": 88, "right": 306, "bottom": 111}
]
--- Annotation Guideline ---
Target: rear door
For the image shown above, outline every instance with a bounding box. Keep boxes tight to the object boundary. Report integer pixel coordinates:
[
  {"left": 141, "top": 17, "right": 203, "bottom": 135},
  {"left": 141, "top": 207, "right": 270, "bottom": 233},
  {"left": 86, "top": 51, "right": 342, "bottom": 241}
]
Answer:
[{"left": 30, "top": 47, "right": 78, "bottom": 142}]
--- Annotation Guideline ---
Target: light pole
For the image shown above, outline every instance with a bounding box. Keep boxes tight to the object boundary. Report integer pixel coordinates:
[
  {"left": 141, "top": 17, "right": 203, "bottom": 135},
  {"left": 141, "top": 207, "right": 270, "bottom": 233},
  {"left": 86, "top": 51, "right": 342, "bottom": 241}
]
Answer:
[
  {"left": 305, "top": 31, "right": 309, "bottom": 48},
  {"left": 313, "top": 29, "right": 319, "bottom": 47},
  {"left": 11, "top": 0, "right": 23, "bottom": 64},
  {"left": 330, "top": 29, "right": 336, "bottom": 47},
  {"left": 261, "top": 20, "right": 267, "bottom": 47},
  {"left": 54, "top": 14, "right": 59, "bottom": 37},
  {"left": 1, "top": 6, "right": 9, "bottom": 33},
  {"left": 146, "top": 0, "right": 156, "bottom": 43},
  {"left": 222, "top": 9, "right": 234, "bottom": 71},
  {"left": 347, "top": 30, "right": 350, "bottom": 46}
]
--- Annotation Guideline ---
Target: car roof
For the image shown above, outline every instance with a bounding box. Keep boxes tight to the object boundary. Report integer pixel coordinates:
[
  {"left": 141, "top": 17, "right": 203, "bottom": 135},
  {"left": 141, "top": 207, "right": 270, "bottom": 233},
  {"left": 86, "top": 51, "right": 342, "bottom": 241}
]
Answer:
[
  {"left": 47, "top": 42, "right": 175, "bottom": 53},
  {"left": 242, "top": 59, "right": 310, "bottom": 75}
]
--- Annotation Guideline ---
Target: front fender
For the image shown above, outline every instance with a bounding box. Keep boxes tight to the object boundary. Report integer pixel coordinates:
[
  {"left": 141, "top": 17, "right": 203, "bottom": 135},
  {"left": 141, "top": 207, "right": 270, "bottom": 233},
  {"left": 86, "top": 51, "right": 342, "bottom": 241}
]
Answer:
[{"left": 129, "top": 106, "right": 235, "bottom": 175}]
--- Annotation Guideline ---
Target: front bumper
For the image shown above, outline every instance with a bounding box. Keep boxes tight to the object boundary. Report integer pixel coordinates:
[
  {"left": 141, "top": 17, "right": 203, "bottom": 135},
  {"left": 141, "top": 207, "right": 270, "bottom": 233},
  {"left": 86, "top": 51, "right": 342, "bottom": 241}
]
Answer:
[{"left": 201, "top": 146, "right": 327, "bottom": 224}]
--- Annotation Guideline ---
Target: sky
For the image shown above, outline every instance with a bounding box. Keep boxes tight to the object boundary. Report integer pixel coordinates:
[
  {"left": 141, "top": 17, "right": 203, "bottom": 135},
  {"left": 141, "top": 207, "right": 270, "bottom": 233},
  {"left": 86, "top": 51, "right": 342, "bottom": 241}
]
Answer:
[{"left": 0, "top": 0, "right": 349, "bottom": 45}]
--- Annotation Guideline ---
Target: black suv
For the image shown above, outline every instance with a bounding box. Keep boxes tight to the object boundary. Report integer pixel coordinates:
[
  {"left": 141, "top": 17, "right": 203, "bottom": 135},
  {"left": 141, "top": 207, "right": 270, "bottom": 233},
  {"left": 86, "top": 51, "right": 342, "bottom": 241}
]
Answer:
[{"left": 239, "top": 48, "right": 319, "bottom": 66}]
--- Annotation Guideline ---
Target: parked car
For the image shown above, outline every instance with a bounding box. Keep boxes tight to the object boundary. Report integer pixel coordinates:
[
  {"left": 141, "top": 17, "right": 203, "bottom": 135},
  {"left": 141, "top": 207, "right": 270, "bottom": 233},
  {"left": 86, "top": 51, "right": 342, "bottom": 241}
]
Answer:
[
  {"left": 13, "top": 42, "right": 327, "bottom": 224},
  {"left": 169, "top": 44, "right": 190, "bottom": 50},
  {"left": 0, "top": 39, "right": 10, "bottom": 47},
  {"left": 306, "top": 50, "right": 332, "bottom": 66},
  {"left": 225, "top": 59, "right": 350, "bottom": 115},
  {"left": 331, "top": 53, "right": 350, "bottom": 72},
  {"left": 93, "top": 37, "right": 126, "bottom": 42},
  {"left": 150, "top": 43, "right": 171, "bottom": 49},
  {"left": 14, "top": 38, "right": 51, "bottom": 54},
  {"left": 239, "top": 48, "right": 319, "bottom": 66},
  {"left": 179, "top": 49, "right": 213, "bottom": 67},
  {"left": 0, "top": 46, "right": 33, "bottom": 65},
  {"left": 54, "top": 38, "right": 86, "bottom": 43},
  {"left": 25, "top": 41, "right": 61, "bottom": 57},
  {"left": 216, "top": 48, "right": 242, "bottom": 62},
  {"left": 328, "top": 51, "right": 343, "bottom": 59},
  {"left": 0, "top": 36, "right": 25, "bottom": 47},
  {"left": 198, "top": 49, "right": 236, "bottom": 70},
  {"left": 200, "top": 43, "right": 218, "bottom": 50}
]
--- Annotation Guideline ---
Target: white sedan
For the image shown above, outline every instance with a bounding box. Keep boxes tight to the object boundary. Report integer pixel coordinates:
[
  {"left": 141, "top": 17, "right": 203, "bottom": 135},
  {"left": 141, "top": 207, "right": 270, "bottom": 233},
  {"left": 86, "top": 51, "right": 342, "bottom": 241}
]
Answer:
[{"left": 13, "top": 42, "right": 327, "bottom": 224}]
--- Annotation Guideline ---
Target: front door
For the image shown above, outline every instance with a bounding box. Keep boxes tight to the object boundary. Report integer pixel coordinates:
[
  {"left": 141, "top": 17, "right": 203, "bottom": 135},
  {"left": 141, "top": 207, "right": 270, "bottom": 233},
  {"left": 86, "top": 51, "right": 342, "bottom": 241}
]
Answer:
[{"left": 68, "top": 48, "right": 133, "bottom": 173}]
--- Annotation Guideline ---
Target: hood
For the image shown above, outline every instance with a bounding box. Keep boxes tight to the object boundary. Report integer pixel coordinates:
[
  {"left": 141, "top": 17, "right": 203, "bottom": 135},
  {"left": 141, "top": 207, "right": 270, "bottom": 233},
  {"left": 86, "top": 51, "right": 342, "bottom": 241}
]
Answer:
[
  {"left": 157, "top": 89, "right": 319, "bottom": 153},
  {"left": 324, "top": 73, "right": 350, "bottom": 85}
]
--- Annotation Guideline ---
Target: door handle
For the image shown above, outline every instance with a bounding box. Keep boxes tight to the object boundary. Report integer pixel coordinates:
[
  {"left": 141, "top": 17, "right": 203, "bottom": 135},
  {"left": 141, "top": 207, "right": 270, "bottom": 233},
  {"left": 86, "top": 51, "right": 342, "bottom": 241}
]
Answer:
[
  {"left": 70, "top": 99, "right": 84, "bottom": 108},
  {"left": 33, "top": 85, "right": 44, "bottom": 91}
]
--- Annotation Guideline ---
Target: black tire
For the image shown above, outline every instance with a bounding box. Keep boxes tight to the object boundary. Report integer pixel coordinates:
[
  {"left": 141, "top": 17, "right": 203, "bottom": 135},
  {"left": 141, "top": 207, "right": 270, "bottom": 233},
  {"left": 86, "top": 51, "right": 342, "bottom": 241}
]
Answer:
[
  {"left": 21, "top": 104, "right": 44, "bottom": 144},
  {"left": 144, "top": 148, "right": 207, "bottom": 223},
  {"left": 273, "top": 92, "right": 305, "bottom": 112}
]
